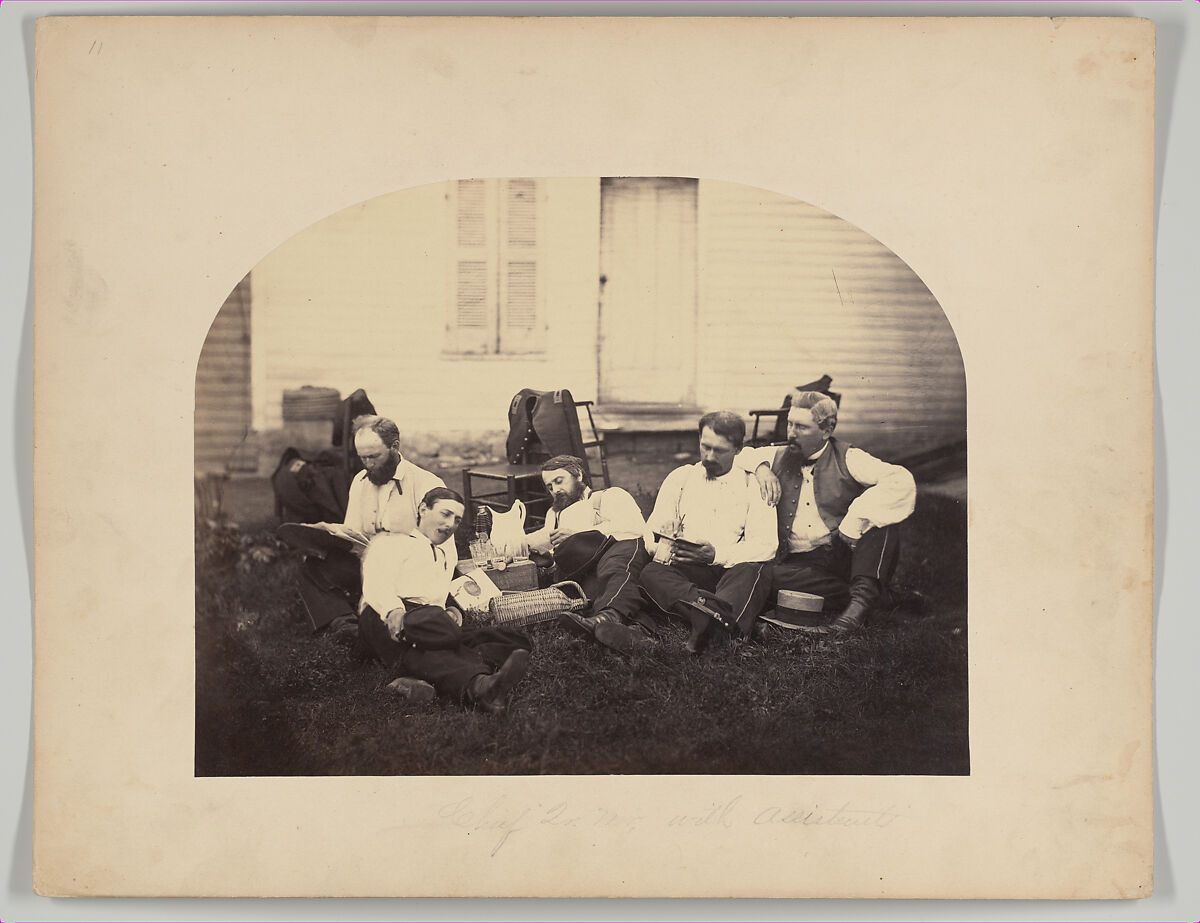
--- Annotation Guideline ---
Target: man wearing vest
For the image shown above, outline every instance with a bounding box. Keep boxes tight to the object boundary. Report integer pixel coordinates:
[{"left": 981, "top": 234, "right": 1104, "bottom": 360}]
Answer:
[{"left": 738, "top": 390, "right": 916, "bottom": 634}]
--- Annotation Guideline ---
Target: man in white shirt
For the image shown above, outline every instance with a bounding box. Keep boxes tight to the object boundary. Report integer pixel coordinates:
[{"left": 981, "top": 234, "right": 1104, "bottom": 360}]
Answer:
[
  {"left": 344, "top": 416, "right": 454, "bottom": 546},
  {"left": 358, "top": 487, "right": 531, "bottom": 713},
  {"left": 525, "top": 455, "right": 651, "bottom": 654},
  {"left": 297, "top": 415, "right": 454, "bottom": 631},
  {"left": 640, "top": 411, "right": 777, "bottom": 653},
  {"left": 738, "top": 389, "right": 916, "bottom": 633}
]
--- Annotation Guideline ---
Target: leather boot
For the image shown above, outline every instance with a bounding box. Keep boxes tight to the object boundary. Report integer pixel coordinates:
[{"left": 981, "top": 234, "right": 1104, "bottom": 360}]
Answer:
[
  {"left": 680, "top": 596, "right": 735, "bottom": 655},
  {"left": 825, "top": 599, "right": 871, "bottom": 634},
  {"left": 589, "top": 609, "right": 636, "bottom": 655},
  {"left": 386, "top": 676, "right": 437, "bottom": 702},
  {"left": 557, "top": 610, "right": 635, "bottom": 655},
  {"left": 469, "top": 649, "right": 530, "bottom": 714},
  {"left": 824, "top": 576, "right": 880, "bottom": 634}
]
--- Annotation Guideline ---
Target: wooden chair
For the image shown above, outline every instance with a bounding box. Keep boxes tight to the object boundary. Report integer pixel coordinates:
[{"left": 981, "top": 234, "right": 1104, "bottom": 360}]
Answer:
[
  {"left": 747, "top": 375, "right": 841, "bottom": 447},
  {"left": 462, "top": 389, "right": 610, "bottom": 533}
]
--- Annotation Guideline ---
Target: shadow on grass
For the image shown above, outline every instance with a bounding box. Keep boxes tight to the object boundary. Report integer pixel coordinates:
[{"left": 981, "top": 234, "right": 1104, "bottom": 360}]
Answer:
[{"left": 196, "top": 492, "right": 967, "bottom": 777}]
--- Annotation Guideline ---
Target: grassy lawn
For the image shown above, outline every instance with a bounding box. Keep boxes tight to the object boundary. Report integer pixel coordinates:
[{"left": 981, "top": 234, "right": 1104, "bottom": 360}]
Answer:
[{"left": 195, "top": 477, "right": 968, "bottom": 777}]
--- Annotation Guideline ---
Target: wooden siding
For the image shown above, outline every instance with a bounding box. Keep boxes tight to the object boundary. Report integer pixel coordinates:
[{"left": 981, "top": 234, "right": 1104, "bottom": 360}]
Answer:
[
  {"left": 239, "top": 177, "right": 964, "bottom": 465},
  {"left": 250, "top": 179, "right": 603, "bottom": 439},
  {"left": 697, "top": 180, "right": 966, "bottom": 460},
  {"left": 194, "top": 273, "right": 253, "bottom": 473}
]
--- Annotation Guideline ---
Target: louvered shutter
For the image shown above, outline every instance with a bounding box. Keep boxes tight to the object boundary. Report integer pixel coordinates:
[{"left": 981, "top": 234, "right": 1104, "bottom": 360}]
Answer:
[
  {"left": 448, "top": 179, "right": 496, "bottom": 354},
  {"left": 498, "top": 178, "right": 545, "bottom": 353}
]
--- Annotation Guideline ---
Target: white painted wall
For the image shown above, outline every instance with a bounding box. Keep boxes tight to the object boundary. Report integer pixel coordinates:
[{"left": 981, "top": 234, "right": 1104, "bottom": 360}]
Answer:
[
  {"left": 697, "top": 180, "right": 966, "bottom": 459},
  {"left": 250, "top": 178, "right": 603, "bottom": 440},
  {"left": 238, "top": 176, "right": 964, "bottom": 463}
]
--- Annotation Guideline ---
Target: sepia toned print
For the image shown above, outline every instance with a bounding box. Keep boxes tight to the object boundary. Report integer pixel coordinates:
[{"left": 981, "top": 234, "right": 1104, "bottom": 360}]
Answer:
[{"left": 194, "top": 176, "right": 968, "bottom": 776}]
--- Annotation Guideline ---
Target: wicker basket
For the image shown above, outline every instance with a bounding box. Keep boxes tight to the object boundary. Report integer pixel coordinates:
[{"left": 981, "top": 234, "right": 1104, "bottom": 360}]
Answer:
[{"left": 482, "top": 581, "right": 588, "bottom": 629}]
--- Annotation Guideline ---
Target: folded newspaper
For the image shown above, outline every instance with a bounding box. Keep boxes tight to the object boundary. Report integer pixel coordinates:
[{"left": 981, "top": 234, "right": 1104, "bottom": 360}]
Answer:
[{"left": 277, "top": 521, "right": 371, "bottom": 557}]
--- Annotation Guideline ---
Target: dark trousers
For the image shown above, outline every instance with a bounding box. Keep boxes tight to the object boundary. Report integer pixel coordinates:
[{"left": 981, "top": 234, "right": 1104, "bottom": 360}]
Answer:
[
  {"left": 639, "top": 559, "right": 773, "bottom": 636},
  {"left": 297, "top": 548, "right": 361, "bottom": 630},
  {"left": 578, "top": 538, "right": 651, "bottom": 625},
  {"left": 773, "top": 524, "right": 901, "bottom": 611},
  {"left": 359, "top": 604, "right": 531, "bottom": 703}
]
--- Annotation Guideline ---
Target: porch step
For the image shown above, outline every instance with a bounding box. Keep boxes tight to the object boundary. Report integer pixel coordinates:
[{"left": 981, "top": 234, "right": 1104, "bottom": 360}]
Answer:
[{"left": 589, "top": 404, "right": 702, "bottom": 433}]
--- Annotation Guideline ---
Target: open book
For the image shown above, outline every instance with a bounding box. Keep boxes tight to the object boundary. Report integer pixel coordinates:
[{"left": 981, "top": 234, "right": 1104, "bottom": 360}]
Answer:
[{"left": 651, "top": 531, "right": 706, "bottom": 565}]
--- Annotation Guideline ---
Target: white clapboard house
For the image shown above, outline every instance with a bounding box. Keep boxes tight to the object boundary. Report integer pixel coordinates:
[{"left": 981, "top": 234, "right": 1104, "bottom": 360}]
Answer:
[{"left": 195, "top": 177, "right": 965, "bottom": 475}]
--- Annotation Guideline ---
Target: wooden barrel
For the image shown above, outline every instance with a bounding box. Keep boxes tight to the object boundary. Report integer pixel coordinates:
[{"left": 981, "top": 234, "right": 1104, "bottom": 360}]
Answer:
[{"left": 282, "top": 386, "right": 341, "bottom": 422}]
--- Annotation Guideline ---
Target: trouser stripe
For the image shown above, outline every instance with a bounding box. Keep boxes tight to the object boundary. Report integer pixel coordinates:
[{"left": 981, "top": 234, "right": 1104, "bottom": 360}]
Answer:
[
  {"left": 734, "top": 563, "right": 766, "bottom": 621},
  {"left": 603, "top": 544, "right": 638, "bottom": 610},
  {"left": 872, "top": 528, "right": 888, "bottom": 581}
]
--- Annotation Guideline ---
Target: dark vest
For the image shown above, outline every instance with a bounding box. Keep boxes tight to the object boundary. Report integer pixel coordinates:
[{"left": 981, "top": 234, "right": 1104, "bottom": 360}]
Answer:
[{"left": 772, "top": 437, "right": 864, "bottom": 556}]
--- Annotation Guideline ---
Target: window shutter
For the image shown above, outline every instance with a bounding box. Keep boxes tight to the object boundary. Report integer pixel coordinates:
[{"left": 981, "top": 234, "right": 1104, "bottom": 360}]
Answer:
[
  {"left": 449, "top": 179, "right": 496, "bottom": 354},
  {"left": 445, "top": 178, "right": 545, "bottom": 355},
  {"left": 498, "top": 178, "right": 545, "bottom": 353}
]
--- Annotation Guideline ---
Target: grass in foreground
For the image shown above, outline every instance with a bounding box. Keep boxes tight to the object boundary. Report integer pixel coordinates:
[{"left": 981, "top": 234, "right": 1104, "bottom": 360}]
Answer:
[{"left": 196, "top": 492, "right": 967, "bottom": 776}]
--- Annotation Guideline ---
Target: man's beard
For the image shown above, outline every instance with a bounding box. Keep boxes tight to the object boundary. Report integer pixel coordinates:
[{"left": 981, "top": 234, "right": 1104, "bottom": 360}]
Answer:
[
  {"left": 365, "top": 452, "right": 400, "bottom": 486},
  {"left": 551, "top": 482, "right": 586, "bottom": 511},
  {"left": 701, "top": 460, "right": 723, "bottom": 479}
]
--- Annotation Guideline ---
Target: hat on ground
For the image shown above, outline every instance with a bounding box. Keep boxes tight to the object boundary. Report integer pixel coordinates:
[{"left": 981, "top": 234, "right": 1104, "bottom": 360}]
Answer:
[
  {"left": 554, "top": 530, "right": 616, "bottom": 580},
  {"left": 761, "top": 589, "right": 827, "bottom": 631}
]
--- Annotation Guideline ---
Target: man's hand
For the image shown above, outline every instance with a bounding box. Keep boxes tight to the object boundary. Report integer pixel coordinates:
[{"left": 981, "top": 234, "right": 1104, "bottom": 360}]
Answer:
[
  {"left": 549, "top": 527, "right": 574, "bottom": 550},
  {"left": 384, "top": 607, "right": 407, "bottom": 640},
  {"left": 673, "top": 541, "right": 716, "bottom": 566},
  {"left": 755, "top": 463, "right": 781, "bottom": 507},
  {"left": 836, "top": 529, "right": 859, "bottom": 550}
]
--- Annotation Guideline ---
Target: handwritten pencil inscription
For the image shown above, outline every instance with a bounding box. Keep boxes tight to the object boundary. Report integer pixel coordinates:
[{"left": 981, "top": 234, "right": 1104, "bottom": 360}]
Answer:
[{"left": 424, "top": 793, "right": 902, "bottom": 856}]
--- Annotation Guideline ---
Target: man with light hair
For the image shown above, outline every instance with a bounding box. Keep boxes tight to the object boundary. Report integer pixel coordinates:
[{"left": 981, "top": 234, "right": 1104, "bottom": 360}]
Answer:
[
  {"left": 738, "top": 389, "right": 916, "bottom": 634},
  {"left": 639, "top": 411, "right": 777, "bottom": 653}
]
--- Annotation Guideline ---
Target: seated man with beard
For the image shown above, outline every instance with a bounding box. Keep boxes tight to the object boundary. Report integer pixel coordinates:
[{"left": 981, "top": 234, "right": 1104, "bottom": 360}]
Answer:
[
  {"left": 359, "top": 488, "right": 531, "bottom": 712},
  {"left": 737, "top": 389, "right": 916, "bottom": 634},
  {"left": 639, "top": 411, "right": 777, "bottom": 653},
  {"left": 296, "top": 415, "right": 455, "bottom": 631},
  {"left": 525, "top": 455, "right": 651, "bottom": 655}
]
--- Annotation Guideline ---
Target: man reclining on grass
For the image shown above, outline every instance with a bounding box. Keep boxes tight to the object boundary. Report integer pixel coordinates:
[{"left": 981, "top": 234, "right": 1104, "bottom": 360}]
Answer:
[
  {"left": 524, "top": 454, "right": 653, "bottom": 655},
  {"left": 639, "top": 411, "right": 777, "bottom": 654},
  {"left": 358, "top": 487, "right": 531, "bottom": 714},
  {"left": 737, "top": 389, "right": 916, "bottom": 634}
]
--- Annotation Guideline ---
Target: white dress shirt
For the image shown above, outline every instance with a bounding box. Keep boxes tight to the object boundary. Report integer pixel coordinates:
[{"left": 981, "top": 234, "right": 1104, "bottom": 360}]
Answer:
[
  {"left": 644, "top": 463, "right": 778, "bottom": 567},
  {"left": 360, "top": 530, "right": 455, "bottom": 625},
  {"left": 343, "top": 457, "right": 457, "bottom": 567},
  {"left": 737, "top": 442, "right": 916, "bottom": 550},
  {"left": 526, "top": 486, "right": 648, "bottom": 554}
]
